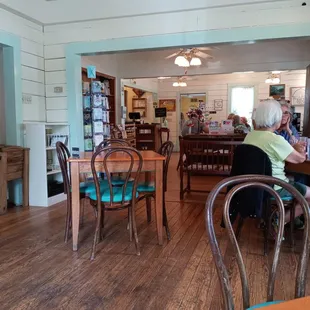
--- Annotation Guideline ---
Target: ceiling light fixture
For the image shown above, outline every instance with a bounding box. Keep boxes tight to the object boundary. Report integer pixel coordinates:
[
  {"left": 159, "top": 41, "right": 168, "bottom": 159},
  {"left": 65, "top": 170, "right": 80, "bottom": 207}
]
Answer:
[
  {"left": 173, "top": 82, "right": 179, "bottom": 87},
  {"left": 174, "top": 56, "right": 186, "bottom": 65},
  {"left": 272, "top": 71, "right": 282, "bottom": 74},
  {"left": 265, "top": 73, "right": 281, "bottom": 84},
  {"left": 179, "top": 82, "right": 187, "bottom": 87},
  {"left": 190, "top": 57, "right": 202, "bottom": 66},
  {"left": 158, "top": 77, "right": 171, "bottom": 80},
  {"left": 178, "top": 58, "right": 190, "bottom": 67}
]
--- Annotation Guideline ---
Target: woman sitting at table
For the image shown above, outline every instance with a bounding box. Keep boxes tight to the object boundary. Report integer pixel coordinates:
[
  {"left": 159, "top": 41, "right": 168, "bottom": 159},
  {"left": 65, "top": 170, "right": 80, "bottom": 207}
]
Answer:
[
  {"left": 232, "top": 115, "right": 250, "bottom": 134},
  {"left": 181, "top": 109, "right": 208, "bottom": 136},
  {"left": 275, "top": 101, "right": 299, "bottom": 145},
  {"left": 243, "top": 99, "right": 308, "bottom": 229}
]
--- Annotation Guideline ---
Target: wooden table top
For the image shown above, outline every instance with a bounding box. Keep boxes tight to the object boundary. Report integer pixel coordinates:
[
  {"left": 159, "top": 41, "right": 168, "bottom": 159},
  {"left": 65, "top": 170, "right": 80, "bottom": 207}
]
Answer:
[
  {"left": 68, "top": 150, "right": 165, "bottom": 162},
  {"left": 264, "top": 297, "right": 310, "bottom": 309},
  {"left": 286, "top": 160, "right": 310, "bottom": 175}
]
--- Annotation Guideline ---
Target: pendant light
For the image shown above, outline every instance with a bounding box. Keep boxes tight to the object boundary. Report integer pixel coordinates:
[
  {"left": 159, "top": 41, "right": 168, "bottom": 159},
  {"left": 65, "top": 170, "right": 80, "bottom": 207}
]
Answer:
[
  {"left": 173, "top": 82, "right": 179, "bottom": 87},
  {"left": 174, "top": 56, "right": 186, "bottom": 65},
  {"left": 190, "top": 57, "right": 201, "bottom": 66},
  {"left": 179, "top": 82, "right": 187, "bottom": 87},
  {"left": 178, "top": 58, "right": 190, "bottom": 67}
]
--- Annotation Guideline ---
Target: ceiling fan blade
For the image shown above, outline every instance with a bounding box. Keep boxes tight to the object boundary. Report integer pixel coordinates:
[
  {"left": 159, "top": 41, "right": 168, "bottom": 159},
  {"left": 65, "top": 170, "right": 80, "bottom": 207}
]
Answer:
[
  {"left": 196, "top": 51, "right": 213, "bottom": 59},
  {"left": 198, "top": 46, "right": 220, "bottom": 51},
  {"left": 165, "top": 52, "right": 180, "bottom": 59}
]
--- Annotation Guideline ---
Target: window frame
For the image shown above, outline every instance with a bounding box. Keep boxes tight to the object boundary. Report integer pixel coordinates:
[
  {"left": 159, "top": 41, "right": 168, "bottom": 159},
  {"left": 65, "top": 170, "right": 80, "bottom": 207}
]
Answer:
[{"left": 228, "top": 84, "right": 258, "bottom": 120}]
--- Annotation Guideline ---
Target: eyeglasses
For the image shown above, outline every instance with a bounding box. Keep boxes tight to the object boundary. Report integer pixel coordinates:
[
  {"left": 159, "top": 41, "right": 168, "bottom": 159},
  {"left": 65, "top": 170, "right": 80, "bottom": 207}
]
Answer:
[{"left": 282, "top": 111, "right": 290, "bottom": 115}]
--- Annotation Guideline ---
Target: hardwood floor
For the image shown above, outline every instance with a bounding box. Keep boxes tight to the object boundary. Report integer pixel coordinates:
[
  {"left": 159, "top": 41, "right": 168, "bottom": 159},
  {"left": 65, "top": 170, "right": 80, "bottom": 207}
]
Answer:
[{"left": 0, "top": 154, "right": 309, "bottom": 309}]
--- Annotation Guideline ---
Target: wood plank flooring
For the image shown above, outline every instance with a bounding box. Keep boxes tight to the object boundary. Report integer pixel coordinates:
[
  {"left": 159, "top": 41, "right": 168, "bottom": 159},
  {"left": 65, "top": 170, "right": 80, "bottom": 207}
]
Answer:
[{"left": 0, "top": 154, "right": 309, "bottom": 309}]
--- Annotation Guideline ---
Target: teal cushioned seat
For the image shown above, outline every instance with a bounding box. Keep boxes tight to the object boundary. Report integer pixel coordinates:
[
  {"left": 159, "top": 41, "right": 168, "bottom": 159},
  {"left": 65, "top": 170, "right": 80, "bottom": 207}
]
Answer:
[
  {"left": 137, "top": 182, "right": 155, "bottom": 192},
  {"left": 79, "top": 181, "right": 109, "bottom": 194},
  {"left": 247, "top": 301, "right": 283, "bottom": 309},
  {"left": 270, "top": 196, "right": 292, "bottom": 202},
  {"left": 89, "top": 186, "right": 138, "bottom": 203},
  {"left": 111, "top": 176, "right": 134, "bottom": 186}
]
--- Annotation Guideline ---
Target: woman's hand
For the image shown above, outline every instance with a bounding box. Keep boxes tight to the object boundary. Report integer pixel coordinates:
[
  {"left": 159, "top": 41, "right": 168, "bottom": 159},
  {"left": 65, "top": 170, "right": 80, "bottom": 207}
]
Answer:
[
  {"left": 293, "top": 141, "right": 306, "bottom": 154},
  {"left": 284, "top": 115, "right": 292, "bottom": 136}
]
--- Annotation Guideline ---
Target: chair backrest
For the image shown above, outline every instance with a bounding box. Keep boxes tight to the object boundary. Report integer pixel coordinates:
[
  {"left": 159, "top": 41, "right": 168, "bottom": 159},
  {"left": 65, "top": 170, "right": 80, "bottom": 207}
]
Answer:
[
  {"left": 205, "top": 175, "right": 310, "bottom": 310},
  {"left": 91, "top": 146, "right": 143, "bottom": 208},
  {"left": 97, "top": 139, "right": 130, "bottom": 150},
  {"left": 158, "top": 141, "right": 174, "bottom": 192},
  {"left": 159, "top": 128, "right": 170, "bottom": 145},
  {"left": 179, "top": 136, "right": 243, "bottom": 176},
  {"left": 56, "top": 141, "right": 71, "bottom": 195},
  {"left": 229, "top": 144, "right": 272, "bottom": 218}
]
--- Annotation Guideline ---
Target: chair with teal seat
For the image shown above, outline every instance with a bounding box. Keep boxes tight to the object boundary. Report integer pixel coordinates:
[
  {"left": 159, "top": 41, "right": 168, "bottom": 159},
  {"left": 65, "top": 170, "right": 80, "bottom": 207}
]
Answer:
[
  {"left": 205, "top": 175, "right": 310, "bottom": 310},
  {"left": 137, "top": 141, "right": 174, "bottom": 240},
  {"left": 56, "top": 142, "right": 106, "bottom": 243},
  {"left": 97, "top": 139, "right": 133, "bottom": 186},
  {"left": 89, "top": 146, "right": 143, "bottom": 260}
]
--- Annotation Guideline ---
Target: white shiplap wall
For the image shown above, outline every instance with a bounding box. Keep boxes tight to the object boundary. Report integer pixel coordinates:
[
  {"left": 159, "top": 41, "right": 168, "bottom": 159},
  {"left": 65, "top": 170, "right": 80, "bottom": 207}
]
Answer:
[
  {"left": 43, "top": 2, "right": 310, "bottom": 123},
  {"left": 157, "top": 70, "right": 306, "bottom": 147},
  {"left": 0, "top": 8, "right": 45, "bottom": 122}
]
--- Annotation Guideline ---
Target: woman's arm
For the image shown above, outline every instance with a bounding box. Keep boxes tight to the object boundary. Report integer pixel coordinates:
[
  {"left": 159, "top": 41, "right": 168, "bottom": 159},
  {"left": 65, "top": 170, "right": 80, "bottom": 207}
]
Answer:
[{"left": 285, "top": 149, "right": 306, "bottom": 164}]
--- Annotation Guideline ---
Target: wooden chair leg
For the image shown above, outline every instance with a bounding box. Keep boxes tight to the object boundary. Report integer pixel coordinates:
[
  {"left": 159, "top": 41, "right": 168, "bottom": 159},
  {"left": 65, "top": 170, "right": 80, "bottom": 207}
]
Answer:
[
  {"left": 163, "top": 199, "right": 171, "bottom": 241},
  {"left": 128, "top": 206, "right": 133, "bottom": 242},
  {"left": 91, "top": 204, "right": 102, "bottom": 260},
  {"left": 100, "top": 206, "right": 105, "bottom": 241},
  {"left": 146, "top": 197, "right": 152, "bottom": 223},
  {"left": 80, "top": 198, "right": 85, "bottom": 227},
  {"left": 131, "top": 203, "right": 140, "bottom": 256},
  {"left": 64, "top": 197, "right": 71, "bottom": 243},
  {"left": 290, "top": 204, "right": 295, "bottom": 249}
]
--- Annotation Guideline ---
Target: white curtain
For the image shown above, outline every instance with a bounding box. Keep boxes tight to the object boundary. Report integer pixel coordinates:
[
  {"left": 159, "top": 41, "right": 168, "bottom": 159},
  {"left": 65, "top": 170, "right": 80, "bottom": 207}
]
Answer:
[{"left": 231, "top": 87, "right": 254, "bottom": 121}]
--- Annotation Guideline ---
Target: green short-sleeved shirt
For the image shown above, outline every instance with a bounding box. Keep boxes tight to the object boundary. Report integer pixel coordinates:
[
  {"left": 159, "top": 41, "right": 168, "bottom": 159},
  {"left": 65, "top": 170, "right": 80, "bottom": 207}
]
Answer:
[{"left": 243, "top": 130, "right": 294, "bottom": 189}]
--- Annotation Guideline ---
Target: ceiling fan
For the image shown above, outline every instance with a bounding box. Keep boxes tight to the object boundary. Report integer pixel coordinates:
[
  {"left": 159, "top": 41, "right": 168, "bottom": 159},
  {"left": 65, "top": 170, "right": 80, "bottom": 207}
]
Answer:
[
  {"left": 172, "top": 76, "right": 196, "bottom": 87},
  {"left": 165, "top": 47, "right": 216, "bottom": 67}
]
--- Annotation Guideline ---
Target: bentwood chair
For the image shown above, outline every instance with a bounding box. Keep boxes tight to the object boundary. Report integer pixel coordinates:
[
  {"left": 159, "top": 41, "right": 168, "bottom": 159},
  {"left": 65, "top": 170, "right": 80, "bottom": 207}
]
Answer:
[
  {"left": 137, "top": 141, "right": 174, "bottom": 240},
  {"left": 205, "top": 175, "right": 310, "bottom": 310},
  {"left": 97, "top": 139, "right": 130, "bottom": 149},
  {"left": 97, "top": 139, "right": 132, "bottom": 186},
  {"left": 159, "top": 128, "right": 170, "bottom": 145},
  {"left": 89, "top": 146, "right": 143, "bottom": 260},
  {"left": 56, "top": 142, "right": 107, "bottom": 242}
]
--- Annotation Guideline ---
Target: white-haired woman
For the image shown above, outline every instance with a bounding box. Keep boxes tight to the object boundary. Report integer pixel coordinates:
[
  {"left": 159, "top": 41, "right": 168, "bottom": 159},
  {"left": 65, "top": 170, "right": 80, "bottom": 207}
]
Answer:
[{"left": 243, "top": 99, "right": 308, "bottom": 226}]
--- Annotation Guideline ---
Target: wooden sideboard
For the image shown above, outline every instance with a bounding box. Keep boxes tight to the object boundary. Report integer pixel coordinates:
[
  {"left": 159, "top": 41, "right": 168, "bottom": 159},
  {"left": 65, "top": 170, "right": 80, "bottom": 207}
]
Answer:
[{"left": 0, "top": 145, "right": 29, "bottom": 214}]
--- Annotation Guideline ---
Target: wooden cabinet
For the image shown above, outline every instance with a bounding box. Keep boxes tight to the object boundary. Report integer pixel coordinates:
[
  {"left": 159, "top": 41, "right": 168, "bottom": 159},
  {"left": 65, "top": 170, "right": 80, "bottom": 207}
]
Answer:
[
  {"left": 135, "top": 124, "right": 160, "bottom": 151},
  {"left": 0, "top": 145, "right": 29, "bottom": 214},
  {"left": 132, "top": 98, "right": 147, "bottom": 117}
]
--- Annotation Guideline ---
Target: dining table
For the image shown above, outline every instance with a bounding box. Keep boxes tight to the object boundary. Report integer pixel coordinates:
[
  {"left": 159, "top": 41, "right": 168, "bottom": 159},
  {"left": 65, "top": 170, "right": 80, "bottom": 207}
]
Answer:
[
  {"left": 262, "top": 296, "right": 310, "bottom": 309},
  {"left": 286, "top": 160, "right": 310, "bottom": 175},
  {"left": 68, "top": 150, "right": 165, "bottom": 251}
]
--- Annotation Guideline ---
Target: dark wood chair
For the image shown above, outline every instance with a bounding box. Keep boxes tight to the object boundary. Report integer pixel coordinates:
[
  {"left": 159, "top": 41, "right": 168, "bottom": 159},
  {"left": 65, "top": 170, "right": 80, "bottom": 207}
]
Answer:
[
  {"left": 205, "top": 175, "right": 310, "bottom": 310},
  {"left": 56, "top": 142, "right": 101, "bottom": 242},
  {"left": 137, "top": 141, "right": 174, "bottom": 240},
  {"left": 89, "top": 146, "right": 143, "bottom": 260},
  {"left": 159, "top": 128, "right": 170, "bottom": 145},
  {"left": 97, "top": 139, "right": 130, "bottom": 149}
]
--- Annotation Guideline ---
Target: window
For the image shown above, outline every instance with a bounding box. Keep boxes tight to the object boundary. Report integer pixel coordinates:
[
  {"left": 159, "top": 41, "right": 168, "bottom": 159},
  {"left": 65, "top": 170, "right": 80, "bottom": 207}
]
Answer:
[{"left": 230, "top": 86, "right": 255, "bottom": 122}]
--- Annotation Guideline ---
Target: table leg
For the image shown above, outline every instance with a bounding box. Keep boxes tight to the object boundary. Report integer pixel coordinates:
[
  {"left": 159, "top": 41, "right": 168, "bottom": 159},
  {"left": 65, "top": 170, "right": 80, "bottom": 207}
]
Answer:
[
  {"left": 71, "top": 162, "right": 80, "bottom": 251},
  {"left": 145, "top": 171, "right": 152, "bottom": 222},
  {"left": 155, "top": 160, "right": 163, "bottom": 245}
]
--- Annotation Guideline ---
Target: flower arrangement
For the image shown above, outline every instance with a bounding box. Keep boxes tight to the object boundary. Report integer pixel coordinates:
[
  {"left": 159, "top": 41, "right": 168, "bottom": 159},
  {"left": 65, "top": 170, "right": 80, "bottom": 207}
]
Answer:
[{"left": 186, "top": 107, "right": 204, "bottom": 122}]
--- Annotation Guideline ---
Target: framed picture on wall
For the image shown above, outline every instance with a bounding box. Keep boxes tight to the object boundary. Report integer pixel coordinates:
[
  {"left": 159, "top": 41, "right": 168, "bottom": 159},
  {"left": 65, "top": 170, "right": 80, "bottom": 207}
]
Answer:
[
  {"left": 159, "top": 99, "right": 176, "bottom": 112},
  {"left": 214, "top": 99, "right": 223, "bottom": 111},
  {"left": 269, "top": 84, "right": 285, "bottom": 98},
  {"left": 290, "top": 87, "right": 305, "bottom": 106}
]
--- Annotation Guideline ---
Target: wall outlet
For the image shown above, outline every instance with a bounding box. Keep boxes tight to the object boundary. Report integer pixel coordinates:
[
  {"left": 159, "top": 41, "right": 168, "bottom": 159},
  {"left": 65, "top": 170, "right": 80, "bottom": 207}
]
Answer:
[
  {"left": 22, "top": 94, "right": 32, "bottom": 104},
  {"left": 54, "top": 86, "right": 64, "bottom": 93}
]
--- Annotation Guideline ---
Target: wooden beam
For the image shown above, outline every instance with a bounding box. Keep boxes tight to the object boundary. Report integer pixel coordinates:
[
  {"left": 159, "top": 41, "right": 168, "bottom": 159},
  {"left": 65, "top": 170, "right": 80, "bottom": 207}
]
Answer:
[{"left": 303, "top": 65, "right": 310, "bottom": 136}]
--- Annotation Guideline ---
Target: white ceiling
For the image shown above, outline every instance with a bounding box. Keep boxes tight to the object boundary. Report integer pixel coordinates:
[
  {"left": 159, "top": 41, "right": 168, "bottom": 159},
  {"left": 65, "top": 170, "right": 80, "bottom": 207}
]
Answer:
[
  {"left": 84, "top": 39, "right": 310, "bottom": 79},
  {"left": 0, "top": 0, "right": 303, "bottom": 24}
]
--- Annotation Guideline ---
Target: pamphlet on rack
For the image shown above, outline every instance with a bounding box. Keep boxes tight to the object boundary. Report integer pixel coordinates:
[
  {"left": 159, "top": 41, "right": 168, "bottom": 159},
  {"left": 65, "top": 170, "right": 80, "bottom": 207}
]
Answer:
[{"left": 220, "top": 120, "right": 234, "bottom": 134}]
